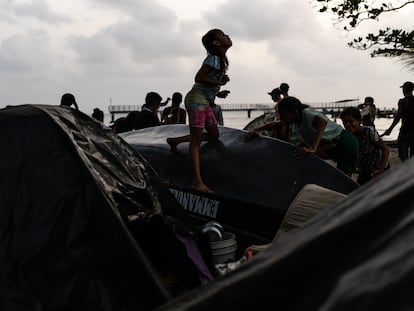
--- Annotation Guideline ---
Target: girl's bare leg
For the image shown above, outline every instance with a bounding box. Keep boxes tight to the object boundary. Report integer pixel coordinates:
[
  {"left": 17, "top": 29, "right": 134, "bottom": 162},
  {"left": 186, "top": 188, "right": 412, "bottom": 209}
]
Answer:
[
  {"left": 167, "top": 135, "right": 190, "bottom": 152},
  {"left": 168, "top": 124, "right": 219, "bottom": 193},
  {"left": 189, "top": 127, "right": 213, "bottom": 193},
  {"left": 190, "top": 124, "right": 219, "bottom": 193}
]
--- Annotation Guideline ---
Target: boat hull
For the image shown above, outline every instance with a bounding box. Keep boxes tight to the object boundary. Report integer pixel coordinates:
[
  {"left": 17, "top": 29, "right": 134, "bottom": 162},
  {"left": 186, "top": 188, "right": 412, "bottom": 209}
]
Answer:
[{"left": 122, "top": 125, "right": 359, "bottom": 243}]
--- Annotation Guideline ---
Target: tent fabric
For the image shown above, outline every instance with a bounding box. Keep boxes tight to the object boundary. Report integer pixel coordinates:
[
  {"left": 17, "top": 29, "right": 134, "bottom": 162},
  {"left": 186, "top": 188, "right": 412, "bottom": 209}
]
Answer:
[
  {"left": 249, "top": 183, "right": 347, "bottom": 253},
  {"left": 274, "top": 183, "right": 347, "bottom": 241},
  {"left": 155, "top": 159, "right": 414, "bottom": 311},
  {"left": 0, "top": 104, "right": 195, "bottom": 310}
]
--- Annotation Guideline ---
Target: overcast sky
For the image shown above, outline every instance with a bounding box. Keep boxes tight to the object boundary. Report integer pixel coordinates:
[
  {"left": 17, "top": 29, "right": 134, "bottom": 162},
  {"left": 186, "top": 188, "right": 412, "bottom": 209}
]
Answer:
[{"left": 0, "top": 0, "right": 413, "bottom": 119}]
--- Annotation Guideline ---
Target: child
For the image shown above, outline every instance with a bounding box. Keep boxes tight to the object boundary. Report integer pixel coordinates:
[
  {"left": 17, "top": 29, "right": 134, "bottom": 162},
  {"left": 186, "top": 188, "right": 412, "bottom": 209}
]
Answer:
[
  {"left": 245, "top": 96, "right": 359, "bottom": 177},
  {"left": 162, "top": 92, "right": 187, "bottom": 124},
  {"left": 60, "top": 93, "right": 79, "bottom": 111},
  {"left": 167, "top": 29, "right": 232, "bottom": 193},
  {"left": 340, "top": 107, "right": 390, "bottom": 185},
  {"left": 357, "top": 96, "right": 376, "bottom": 127}
]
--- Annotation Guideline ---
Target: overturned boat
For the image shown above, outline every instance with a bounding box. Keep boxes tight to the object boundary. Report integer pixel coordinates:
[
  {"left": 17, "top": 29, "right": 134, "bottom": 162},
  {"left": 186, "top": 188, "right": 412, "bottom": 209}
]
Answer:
[{"left": 122, "top": 124, "right": 359, "bottom": 246}]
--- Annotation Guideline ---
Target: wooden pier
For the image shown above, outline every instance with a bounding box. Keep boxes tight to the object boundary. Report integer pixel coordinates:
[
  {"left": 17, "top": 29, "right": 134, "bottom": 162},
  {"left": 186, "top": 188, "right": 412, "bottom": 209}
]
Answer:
[
  {"left": 108, "top": 103, "right": 275, "bottom": 122},
  {"left": 108, "top": 100, "right": 395, "bottom": 122}
]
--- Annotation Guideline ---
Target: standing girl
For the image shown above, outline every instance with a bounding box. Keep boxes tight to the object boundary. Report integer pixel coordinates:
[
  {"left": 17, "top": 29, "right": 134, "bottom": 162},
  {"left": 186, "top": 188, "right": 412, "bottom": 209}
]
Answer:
[{"left": 167, "top": 29, "right": 232, "bottom": 193}]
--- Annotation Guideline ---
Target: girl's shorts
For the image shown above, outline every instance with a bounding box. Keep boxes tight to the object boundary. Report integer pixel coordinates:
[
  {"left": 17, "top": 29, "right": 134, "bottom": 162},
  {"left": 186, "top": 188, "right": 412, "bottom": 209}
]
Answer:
[{"left": 185, "top": 90, "right": 217, "bottom": 128}]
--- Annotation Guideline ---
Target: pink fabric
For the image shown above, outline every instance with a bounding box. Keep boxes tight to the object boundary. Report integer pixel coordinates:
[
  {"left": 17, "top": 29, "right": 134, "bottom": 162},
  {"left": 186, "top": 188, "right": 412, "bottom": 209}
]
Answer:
[{"left": 188, "top": 104, "right": 217, "bottom": 128}]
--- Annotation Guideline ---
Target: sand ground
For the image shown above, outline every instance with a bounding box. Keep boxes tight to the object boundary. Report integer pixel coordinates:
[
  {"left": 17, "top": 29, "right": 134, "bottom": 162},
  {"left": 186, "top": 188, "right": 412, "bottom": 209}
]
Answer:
[{"left": 388, "top": 147, "right": 401, "bottom": 167}]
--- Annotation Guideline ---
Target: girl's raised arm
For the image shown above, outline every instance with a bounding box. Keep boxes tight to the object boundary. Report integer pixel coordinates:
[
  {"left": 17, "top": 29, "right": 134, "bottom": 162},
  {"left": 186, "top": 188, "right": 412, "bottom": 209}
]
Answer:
[{"left": 195, "top": 64, "right": 228, "bottom": 86}]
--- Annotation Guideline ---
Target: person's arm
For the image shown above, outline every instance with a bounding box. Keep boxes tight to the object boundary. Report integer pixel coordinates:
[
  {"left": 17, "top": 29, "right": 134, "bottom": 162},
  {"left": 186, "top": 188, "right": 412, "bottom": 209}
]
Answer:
[
  {"left": 294, "top": 115, "right": 327, "bottom": 158},
  {"left": 217, "top": 90, "right": 230, "bottom": 98},
  {"left": 195, "top": 64, "right": 229, "bottom": 86},
  {"left": 382, "top": 99, "right": 403, "bottom": 136},
  {"left": 253, "top": 121, "right": 278, "bottom": 132},
  {"left": 382, "top": 115, "right": 400, "bottom": 136},
  {"left": 371, "top": 138, "right": 390, "bottom": 177},
  {"left": 161, "top": 97, "right": 171, "bottom": 106},
  {"left": 244, "top": 121, "right": 284, "bottom": 142},
  {"left": 161, "top": 108, "right": 169, "bottom": 120}
]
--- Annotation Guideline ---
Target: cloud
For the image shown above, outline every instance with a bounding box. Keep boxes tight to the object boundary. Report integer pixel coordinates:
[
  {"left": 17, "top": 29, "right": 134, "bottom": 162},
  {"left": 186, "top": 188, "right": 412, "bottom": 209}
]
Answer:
[
  {"left": 86, "top": 0, "right": 176, "bottom": 26},
  {"left": 0, "top": 0, "right": 412, "bottom": 115},
  {"left": 2, "top": 0, "right": 71, "bottom": 24},
  {"left": 0, "top": 29, "right": 52, "bottom": 74}
]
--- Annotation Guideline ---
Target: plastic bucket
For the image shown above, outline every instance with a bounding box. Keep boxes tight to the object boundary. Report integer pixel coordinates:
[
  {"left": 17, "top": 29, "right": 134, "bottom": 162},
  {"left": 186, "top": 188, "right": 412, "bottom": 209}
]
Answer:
[{"left": 210, "top": 232, "right": 237, "bottom": 264}]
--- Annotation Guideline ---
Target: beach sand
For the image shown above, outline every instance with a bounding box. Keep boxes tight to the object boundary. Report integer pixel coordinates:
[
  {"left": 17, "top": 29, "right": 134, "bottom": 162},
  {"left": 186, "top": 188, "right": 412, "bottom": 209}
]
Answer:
[{"left": 388, "top": 147, "right": 401, "bottom": 167}]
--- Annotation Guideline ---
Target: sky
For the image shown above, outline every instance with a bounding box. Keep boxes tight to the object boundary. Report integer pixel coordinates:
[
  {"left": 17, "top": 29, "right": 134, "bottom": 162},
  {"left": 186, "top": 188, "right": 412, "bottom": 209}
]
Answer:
[{"left": 0, "top": 0, "right": 413, "bottom": 120}]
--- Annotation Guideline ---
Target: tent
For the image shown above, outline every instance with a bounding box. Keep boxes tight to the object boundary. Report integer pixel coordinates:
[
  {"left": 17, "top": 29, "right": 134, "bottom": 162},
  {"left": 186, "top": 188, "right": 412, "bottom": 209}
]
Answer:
[{"left": 0, "top": 104, "right": 202, "bottom": 310}]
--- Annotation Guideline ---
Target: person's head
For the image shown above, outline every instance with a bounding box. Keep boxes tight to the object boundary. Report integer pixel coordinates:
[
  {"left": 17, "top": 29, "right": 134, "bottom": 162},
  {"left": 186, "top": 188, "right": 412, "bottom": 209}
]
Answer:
[
  {"left": 268, "top": 88, "right": 282, "bottom": 103},
  {"left": 277, "top": 96, "right": 306, "bottom": 124},
  {"left": 279, "top": 83, "right": 289, "bottom": 95},
  {"left": 112, "top": 117, "right": 130, "bottom": 134},
  {"left": 202, "top": 29, "right": 232, "bottom": 54},
  {"left": 145, "top": 92, "right": 162, "bottom": 112},
  {"left": 401, "top": 81, "right": 414, "bottom": 96},
  {"left": 92, "top": 108, "right": 104, "bottom": 122},
  {"left": 60, "top": 93, "right": 76, "bottom": 107},
  {"left": 340, "top": 107, "right": 362, "bottom": 134},
  {"left": 171, "top": 92, "right": 183, "bottom": 106},
  {"left": 202, "top": 29, "right": 231, "bottom": 70},
  {"left": 364, "top": 96, "right": 374, "bottom": 105}
]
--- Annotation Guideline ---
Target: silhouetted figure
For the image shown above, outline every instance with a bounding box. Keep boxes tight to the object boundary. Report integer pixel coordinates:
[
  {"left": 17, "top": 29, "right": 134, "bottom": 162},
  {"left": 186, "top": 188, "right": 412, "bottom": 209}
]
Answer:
[
  {"left": 92, "top": 108, "right": 104, "bottom": 122},
  {"left": 60, "top": 93, "right": 79, "bottom": 111},
  {"left": 268, "top": 87, "right": 282, "bottom": 122},
  {"left": 267, "top": 87, "right": 287, "bottom": 139},
  {"left": 382, "top": 81, "right": 414, "bottom": 161},
  {"left": 132, "top": 92, "right": 164, "bottom": 130},
  {"left": 111, "top": 117, "right": 131, "bottom": 134},
  {"left": 162, "top": 92, "right": 187, "bottom": 124},
  {"left": 358, "top": 96, "right": 376, "bottom": 127},
  {"left": 279, "top": 82, "right": 289, "bottom": 98}
]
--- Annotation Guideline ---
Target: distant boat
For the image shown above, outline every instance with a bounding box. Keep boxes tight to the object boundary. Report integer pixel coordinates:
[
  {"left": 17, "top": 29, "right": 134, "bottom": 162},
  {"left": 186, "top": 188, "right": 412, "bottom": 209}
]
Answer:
[{"left": 243, "top": 111, "right": 275, "bottom": 137}]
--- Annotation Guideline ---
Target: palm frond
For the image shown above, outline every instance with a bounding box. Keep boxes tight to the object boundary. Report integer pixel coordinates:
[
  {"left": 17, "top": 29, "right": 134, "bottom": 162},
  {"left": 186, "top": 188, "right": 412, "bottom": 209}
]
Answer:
[{"left": 400, "top": 51, "right": 414, "bottom": 73}]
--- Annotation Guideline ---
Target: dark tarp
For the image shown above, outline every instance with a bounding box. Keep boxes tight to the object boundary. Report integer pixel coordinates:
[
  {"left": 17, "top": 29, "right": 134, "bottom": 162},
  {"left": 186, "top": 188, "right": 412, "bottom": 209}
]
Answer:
[
  {"left": 153, "top": 155, "right": 414, "bottom": 310},
  {"left": 0, "top": 104, "right": 197, "bottom": 310}
]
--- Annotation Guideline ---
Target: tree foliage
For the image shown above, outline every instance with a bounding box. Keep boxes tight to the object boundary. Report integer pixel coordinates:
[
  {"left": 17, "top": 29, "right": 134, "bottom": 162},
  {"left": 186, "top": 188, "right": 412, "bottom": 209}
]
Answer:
[{"left": 314, "top": 0, "right": 414, "bottom": 70}]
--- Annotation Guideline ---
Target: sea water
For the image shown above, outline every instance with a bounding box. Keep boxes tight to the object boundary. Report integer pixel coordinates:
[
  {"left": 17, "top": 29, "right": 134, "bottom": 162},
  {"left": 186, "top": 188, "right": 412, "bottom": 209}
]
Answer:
[
  {"left": 102, "top": 110, "right": 400, "bottom": 142},
  {"left": 223, "top": 110, "right": 400, "bottom": 142}
]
